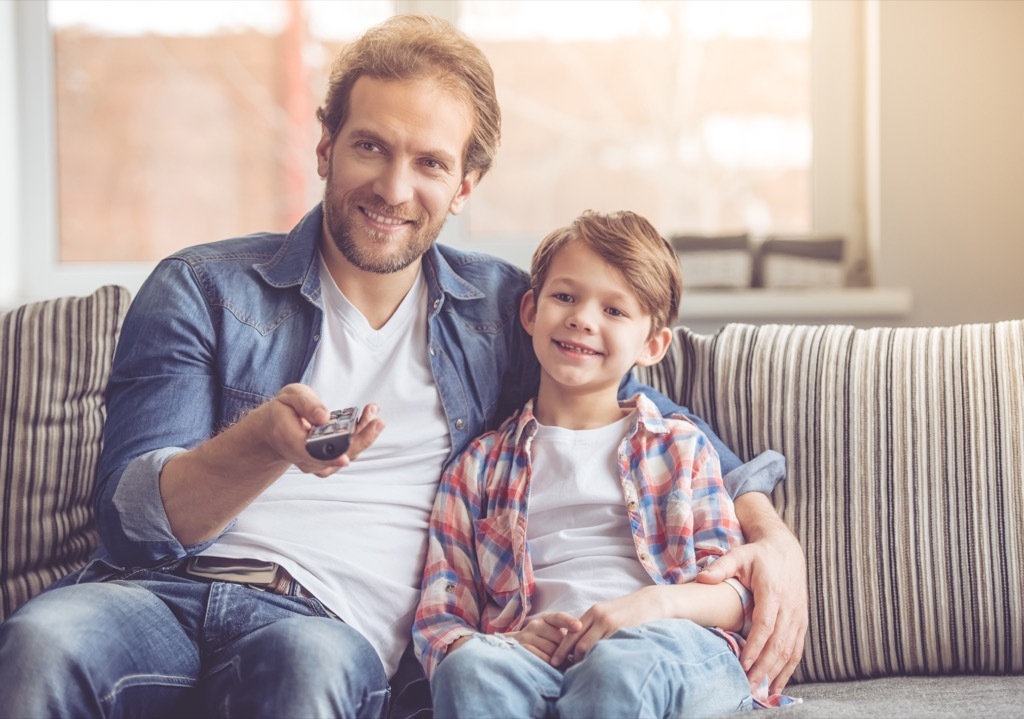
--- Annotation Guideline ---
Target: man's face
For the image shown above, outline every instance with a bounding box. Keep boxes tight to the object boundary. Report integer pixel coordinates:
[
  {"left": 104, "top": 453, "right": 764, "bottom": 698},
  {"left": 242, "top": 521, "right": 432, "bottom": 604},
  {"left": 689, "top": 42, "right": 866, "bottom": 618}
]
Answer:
[{"left": 316, "top": 76, "right": 478, "bottom": 275}]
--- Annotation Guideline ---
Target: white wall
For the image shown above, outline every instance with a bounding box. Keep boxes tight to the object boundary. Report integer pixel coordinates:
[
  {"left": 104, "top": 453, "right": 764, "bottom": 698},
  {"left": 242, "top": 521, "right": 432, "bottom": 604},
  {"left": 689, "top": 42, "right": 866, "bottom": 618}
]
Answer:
[
  {"left": 877, "top": 0, "right": 1024, "bottom": 327},
  {"left": 0, "top": 1, "right": 19, "bottom": 307}
]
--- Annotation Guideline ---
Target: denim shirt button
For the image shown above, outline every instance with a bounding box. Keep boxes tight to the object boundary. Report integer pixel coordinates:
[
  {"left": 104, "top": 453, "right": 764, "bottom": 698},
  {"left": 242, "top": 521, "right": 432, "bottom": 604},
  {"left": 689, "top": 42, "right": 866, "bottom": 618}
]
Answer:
[
  {"left": 433, "top": 299, "right": 442, "bottom": 310},
  {"left": 454, "top": 419, "right": 465, "bottom": 430},
  {"left": 429, "top": 347, "right": 436, "bottom": 357}
]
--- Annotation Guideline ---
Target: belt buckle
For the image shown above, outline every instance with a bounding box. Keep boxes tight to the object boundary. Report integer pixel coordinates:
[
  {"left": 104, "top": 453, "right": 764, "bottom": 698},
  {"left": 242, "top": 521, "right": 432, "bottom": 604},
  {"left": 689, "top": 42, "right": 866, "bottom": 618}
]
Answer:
[{"left": 185, "top": 556, "right": 279, "bottom": 585}]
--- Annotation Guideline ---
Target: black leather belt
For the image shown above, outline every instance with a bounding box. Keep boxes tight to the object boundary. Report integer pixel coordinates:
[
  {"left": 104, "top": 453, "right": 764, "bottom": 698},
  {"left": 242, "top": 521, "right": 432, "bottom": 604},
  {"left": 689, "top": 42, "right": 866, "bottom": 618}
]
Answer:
[{"left": 178, "top": 556, "right": 314, "bottom": 599}]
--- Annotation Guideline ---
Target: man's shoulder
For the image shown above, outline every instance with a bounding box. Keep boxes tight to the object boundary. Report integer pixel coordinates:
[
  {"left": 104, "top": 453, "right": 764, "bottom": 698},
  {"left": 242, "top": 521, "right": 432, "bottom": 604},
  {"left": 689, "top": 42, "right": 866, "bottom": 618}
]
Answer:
[
  {"left": 167, "top": 232, "right": 288, "bottom": 268},
  {"left": 433, "top": 244, "right": 529, "bottom": 295}
]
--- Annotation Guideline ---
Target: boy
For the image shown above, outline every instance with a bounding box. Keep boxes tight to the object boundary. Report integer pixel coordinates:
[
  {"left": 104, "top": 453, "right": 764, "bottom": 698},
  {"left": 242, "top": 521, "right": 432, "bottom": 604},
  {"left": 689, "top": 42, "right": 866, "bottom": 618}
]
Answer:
[{"left": 413, "top": 210, "right": 795, "bottom": 717}]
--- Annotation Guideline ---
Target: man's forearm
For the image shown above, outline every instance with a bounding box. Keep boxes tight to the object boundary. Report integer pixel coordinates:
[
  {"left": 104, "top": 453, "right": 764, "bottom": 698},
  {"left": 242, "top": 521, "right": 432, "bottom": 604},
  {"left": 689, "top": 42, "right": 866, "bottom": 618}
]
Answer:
[{"left": 161, "top": 404, "right": 289, "bottom": 546}]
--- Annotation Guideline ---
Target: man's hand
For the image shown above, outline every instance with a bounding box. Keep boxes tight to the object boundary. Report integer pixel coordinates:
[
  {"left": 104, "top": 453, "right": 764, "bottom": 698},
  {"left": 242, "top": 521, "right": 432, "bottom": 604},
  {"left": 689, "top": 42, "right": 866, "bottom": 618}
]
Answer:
[
  {"left": 265, "top": 384, "right": 385, "bottom": 477},
  {"left": 696, "top": 494, "right": 807, "bottom": 694}
]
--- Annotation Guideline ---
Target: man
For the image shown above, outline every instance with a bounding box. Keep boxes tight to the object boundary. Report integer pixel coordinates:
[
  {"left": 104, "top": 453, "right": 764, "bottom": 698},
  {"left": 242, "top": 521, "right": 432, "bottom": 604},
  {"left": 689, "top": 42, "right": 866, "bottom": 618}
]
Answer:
[{"left": 0, "top": 14, "right": 805, "bottom": 718}]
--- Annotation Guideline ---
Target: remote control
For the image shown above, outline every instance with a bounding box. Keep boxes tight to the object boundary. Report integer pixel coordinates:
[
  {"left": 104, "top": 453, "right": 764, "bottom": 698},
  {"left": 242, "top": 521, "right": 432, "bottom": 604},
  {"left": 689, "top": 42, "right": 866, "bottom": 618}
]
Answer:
[{"left": 306, "top": 406, "right": 359, "bottom": 461}]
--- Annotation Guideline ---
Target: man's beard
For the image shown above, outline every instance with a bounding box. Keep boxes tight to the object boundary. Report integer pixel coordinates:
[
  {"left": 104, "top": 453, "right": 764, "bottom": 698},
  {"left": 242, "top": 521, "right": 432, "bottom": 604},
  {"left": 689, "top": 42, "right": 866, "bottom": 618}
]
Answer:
[{"left": 322, "top": 181, "right": 448, "bottom": 275}]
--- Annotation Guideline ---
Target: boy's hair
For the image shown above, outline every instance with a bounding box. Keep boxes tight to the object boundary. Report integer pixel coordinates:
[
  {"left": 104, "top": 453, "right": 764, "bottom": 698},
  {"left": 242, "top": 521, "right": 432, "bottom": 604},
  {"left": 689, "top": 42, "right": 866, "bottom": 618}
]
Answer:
[
  {"left": 315, "top": 14, "right": 500, "bottom": 180},
  {"left": 530, "top": 210, "right": 682, "bottom": 336}
]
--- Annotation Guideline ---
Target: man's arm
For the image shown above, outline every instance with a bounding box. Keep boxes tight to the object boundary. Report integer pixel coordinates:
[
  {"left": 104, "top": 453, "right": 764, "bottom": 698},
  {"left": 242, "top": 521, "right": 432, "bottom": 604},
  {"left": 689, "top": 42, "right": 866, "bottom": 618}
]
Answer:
[
  {"left": 697, "top": 492, "right": 808, "bottom": 694},
  {"left": 161, "top": 387, "right": 382, "bottom": 546},
  {"left": 94, "top": 259, "right": 381, "bottom": 565}
]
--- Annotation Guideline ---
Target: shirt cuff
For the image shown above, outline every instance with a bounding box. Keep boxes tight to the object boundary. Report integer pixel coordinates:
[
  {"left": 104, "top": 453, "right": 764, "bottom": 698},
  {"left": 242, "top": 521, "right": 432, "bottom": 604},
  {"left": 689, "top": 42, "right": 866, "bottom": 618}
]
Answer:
[
  {"left": 724, "top": 577, "right": 754, "bottom": 636},
  {"left": 112, "top": 447, "right": 187, "bottom": 547},
  {"left": 722, "top": 449, "right": 786, "bottom": 498}
]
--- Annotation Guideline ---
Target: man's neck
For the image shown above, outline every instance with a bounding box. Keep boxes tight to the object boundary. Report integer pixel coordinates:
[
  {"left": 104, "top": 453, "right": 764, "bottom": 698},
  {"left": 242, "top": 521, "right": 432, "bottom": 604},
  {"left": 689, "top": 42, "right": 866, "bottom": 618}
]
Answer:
[
  {"left": 319, "top": 241, "right": 424, "bottom": 331},
  {"left": 532, "top": 378, "right": 627, "bottom": 430}
]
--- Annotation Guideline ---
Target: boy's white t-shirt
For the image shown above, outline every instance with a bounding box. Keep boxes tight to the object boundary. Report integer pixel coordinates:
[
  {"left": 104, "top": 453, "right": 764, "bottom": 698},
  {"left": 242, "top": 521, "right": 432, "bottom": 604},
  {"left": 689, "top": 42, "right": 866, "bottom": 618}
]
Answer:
[
  {"left": 526, "top": 414, "right": 653, "bottom": 619},
  {"left": 202, "top": 259, "right": 451, "bottom": 678}
]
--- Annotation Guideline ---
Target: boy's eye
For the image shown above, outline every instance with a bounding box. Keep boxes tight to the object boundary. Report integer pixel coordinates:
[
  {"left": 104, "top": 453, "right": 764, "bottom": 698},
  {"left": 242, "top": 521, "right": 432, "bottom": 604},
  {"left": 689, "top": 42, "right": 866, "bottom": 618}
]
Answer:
[
  {"left": 606, "top": 307, "right": 626, "bottom": 318},
  {"left": 553, "top": 293, "right": 574, "bottom": 303}
]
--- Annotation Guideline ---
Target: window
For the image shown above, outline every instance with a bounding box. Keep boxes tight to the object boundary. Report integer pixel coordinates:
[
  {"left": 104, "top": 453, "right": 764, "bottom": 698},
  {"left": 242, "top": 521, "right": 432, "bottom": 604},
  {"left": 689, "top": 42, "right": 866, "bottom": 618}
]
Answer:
[{"left": 4, "top": 0, "right": 865, "bottom": 305}]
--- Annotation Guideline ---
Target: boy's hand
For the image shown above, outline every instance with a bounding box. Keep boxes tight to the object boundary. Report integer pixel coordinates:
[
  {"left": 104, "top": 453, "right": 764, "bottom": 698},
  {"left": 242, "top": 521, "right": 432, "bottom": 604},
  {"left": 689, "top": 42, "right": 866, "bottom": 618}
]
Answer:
[
  {"left": 507, "top": 613, "right": 582, "bottom": 664},
  {"left": 696, "top": 521, "right": 807, "bottom": 694},
  {"left": 550, "top": 587, "right": 665, "bottom": 667}
]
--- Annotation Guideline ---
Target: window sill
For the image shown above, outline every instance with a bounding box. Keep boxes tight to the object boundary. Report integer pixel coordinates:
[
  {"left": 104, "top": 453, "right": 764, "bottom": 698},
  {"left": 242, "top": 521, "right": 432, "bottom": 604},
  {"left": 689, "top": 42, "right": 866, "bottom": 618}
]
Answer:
[{"left": 679, "top": 287, "right": 913, "bottom": 321}]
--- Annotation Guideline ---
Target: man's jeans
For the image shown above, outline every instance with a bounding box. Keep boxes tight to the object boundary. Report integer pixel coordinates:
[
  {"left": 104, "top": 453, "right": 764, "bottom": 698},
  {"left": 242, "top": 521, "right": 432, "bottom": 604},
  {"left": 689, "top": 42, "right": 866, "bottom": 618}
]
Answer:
[
  {"left": 431, "top": 619, "right": 753, "bottom": 719},
  {"left": 0, "top": 567, "right": 389, "bottom": 718}
]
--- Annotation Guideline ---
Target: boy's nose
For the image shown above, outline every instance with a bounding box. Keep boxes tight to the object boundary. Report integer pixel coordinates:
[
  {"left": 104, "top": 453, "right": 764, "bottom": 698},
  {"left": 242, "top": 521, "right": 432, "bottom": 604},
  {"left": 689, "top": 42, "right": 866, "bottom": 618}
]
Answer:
[{"left": 567, "top": 311, "right": 596, "bottom": 333}]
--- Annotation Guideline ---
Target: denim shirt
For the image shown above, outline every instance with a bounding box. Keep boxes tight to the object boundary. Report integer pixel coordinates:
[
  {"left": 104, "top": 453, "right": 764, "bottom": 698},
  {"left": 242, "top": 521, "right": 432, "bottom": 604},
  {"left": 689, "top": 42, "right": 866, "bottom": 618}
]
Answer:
[{"left": 93, "top": 204, "right": 783, "bottom": 568}]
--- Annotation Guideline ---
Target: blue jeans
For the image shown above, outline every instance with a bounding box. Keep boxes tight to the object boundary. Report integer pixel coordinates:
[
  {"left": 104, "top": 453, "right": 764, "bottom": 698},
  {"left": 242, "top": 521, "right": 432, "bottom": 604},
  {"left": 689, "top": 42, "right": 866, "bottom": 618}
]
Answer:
[
  {"left": 0, "top": 565, "right": 390, "bottom": 718},
  {"left": 431, "top": 619, "right": 753, "bottom": 719}
]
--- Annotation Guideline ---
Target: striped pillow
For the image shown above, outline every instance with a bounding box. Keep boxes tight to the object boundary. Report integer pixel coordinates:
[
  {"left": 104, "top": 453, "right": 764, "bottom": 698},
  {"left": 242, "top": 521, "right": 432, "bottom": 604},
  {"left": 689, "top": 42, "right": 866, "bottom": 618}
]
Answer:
[
  {"left": 0, "top": 286, "right": 131, "bottom": 620},
  {"left": 637, "top": 321, "right": 1024, "bottom": 681}
]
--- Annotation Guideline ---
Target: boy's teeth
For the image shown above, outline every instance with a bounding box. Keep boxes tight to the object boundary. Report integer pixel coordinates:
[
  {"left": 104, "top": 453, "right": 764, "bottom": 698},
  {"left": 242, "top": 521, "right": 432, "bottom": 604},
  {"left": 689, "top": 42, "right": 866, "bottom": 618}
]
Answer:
[{"left": 559, "top": 341, "right": 595, "bottom": 355}]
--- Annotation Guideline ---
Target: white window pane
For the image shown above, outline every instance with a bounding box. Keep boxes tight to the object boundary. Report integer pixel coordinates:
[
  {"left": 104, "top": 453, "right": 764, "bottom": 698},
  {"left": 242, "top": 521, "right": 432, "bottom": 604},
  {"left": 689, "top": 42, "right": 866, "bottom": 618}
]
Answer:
[
  {"left": 49, "top": 0, "right": 390, "bottom": 263},
  {"left": 460, "top": 0, "right": 811, "bottom": 243}
]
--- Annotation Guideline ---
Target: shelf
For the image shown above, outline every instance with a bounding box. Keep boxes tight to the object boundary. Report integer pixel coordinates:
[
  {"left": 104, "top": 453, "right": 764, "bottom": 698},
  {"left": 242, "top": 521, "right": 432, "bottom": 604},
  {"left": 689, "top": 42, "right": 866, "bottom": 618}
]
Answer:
[{"left": 680, "top": 287, "right": 913, "bottom": 321}]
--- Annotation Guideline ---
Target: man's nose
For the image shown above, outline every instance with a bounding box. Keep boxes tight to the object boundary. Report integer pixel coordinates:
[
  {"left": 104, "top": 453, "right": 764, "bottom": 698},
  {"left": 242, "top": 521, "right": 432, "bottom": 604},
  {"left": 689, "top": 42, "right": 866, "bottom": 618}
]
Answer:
[{"left": 373, "top": 161, "right": 415, "bottom": 206}]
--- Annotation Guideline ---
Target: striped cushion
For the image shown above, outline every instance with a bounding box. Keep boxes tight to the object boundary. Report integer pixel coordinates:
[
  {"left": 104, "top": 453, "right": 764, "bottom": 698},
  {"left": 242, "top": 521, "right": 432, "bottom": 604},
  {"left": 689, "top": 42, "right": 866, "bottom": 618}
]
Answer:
[
  {"left": 0, "top": 286, "right": 131, "bottom": 620},
  {"left": 636, "top": 321, "right": 1024, "bottom": 681}
]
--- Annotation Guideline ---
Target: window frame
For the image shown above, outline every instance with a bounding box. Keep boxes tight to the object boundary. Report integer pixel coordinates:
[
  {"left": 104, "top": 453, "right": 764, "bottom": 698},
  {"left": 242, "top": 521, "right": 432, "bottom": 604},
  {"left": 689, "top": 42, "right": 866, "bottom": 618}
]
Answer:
[{"left": 3, "top": 0, "right": 869, "bottom": 306}]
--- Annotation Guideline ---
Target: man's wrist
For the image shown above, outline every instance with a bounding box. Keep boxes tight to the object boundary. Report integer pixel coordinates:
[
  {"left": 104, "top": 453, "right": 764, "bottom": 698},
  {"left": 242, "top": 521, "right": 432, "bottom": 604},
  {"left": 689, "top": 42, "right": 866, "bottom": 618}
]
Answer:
[{"left": 733, "top": 491, "right": 787, "bottom": 544}]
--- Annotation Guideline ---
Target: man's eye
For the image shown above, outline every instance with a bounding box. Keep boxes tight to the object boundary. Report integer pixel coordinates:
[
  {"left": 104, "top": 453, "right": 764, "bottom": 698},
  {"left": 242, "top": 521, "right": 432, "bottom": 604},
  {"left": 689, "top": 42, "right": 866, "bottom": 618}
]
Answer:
[
  {"left": 423, "top": 159, "right": 443, "bottom": 170},
  {"left": 359, "top": 142, "right": 381, "bottom": 153}
]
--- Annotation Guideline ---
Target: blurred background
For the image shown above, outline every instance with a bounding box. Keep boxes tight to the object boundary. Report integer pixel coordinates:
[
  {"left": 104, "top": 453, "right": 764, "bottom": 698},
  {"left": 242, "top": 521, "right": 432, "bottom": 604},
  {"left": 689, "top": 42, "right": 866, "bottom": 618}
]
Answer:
[{"left": 1, "top": 0, "right": 1022, "bottom": 330}]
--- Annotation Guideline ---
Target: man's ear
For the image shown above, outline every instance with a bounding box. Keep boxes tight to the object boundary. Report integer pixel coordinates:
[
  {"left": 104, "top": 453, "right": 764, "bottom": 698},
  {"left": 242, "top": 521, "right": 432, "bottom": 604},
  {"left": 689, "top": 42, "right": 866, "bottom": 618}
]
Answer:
[
  {"left": 449, "top": 169, "right": 481, "bottom": 215},
  {"left": 635, "top": 327, "right": 673, "bottom": 367},
  {"left": 315, "top": 126, "right": 332, "bottom": 179},
  {"left": 519, "top": 289, "right": 537, "bottom": 336}
]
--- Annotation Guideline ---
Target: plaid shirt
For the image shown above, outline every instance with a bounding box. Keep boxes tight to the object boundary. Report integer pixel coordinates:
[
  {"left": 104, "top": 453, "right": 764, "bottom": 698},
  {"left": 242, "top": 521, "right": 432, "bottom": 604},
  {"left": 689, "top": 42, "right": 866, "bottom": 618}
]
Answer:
[{"left": 414, "top": 393, "right": 752, "bottom": 676}]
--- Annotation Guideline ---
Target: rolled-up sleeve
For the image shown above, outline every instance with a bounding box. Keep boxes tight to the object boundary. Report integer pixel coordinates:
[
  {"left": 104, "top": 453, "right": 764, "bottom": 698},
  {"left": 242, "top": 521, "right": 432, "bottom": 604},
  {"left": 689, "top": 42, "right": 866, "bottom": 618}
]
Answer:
[{"left": 95, "top": 259, "right": 227, "bottom": 567}]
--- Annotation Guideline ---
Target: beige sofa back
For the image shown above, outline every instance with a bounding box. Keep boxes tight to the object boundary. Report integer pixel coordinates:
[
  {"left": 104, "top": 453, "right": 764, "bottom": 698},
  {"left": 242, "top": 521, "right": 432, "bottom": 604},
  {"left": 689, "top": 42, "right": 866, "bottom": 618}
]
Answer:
[
  {"left": 636, "top": 322, "right": 1024, "bottom": 682},
  {"left": 0, "top": 286, "right": 130, "bottom": 619}
]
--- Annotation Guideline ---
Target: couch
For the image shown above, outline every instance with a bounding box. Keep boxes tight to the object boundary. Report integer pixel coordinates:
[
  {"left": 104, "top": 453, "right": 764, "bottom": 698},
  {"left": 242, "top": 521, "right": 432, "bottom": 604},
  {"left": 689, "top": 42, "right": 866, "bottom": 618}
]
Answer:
[{"left": 2, "top": 285, "right": 1022, "bottom": 717}]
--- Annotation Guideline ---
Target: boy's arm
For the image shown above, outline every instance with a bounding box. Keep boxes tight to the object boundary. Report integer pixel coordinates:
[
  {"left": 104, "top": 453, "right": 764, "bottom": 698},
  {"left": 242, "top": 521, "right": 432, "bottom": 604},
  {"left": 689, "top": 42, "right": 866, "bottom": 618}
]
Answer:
[{"left": 412, "top": 445, "right": 489, "bottom": 679}]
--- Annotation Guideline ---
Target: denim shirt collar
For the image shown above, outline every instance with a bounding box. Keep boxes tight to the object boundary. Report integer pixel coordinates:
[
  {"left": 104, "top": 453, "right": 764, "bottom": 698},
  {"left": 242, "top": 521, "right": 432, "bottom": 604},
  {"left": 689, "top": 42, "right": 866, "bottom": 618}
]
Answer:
[{"left": 252, "top": 203, "right": 487, "bottom": 313}]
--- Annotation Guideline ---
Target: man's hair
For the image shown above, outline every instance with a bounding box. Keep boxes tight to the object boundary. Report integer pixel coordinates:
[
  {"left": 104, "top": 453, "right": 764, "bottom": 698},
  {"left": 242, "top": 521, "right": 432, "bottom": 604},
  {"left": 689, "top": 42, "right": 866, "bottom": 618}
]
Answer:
[
  {"left": 315, "top": 14, "right": 500, "bottom": 179},
  {"left": 530, "top": 210, "right": 683, "bottom": 336}
]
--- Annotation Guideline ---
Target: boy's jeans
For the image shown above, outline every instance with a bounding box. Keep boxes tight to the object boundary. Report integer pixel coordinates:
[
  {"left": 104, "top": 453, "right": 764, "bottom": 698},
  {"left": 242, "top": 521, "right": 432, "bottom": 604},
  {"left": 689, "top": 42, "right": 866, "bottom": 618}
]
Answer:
[
  {"left": 431, "top": 618, "right": 753, "bottom": 719},
  {"left": 0, "top": 566, "right": 389, "bottom": 718}
]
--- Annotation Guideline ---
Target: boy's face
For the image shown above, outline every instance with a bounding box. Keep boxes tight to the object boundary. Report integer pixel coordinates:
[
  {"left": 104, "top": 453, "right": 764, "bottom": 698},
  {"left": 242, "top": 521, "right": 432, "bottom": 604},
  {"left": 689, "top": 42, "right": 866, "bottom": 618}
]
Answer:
[{"left": 520, "top": 240, "right": 671, "bottom": 398}]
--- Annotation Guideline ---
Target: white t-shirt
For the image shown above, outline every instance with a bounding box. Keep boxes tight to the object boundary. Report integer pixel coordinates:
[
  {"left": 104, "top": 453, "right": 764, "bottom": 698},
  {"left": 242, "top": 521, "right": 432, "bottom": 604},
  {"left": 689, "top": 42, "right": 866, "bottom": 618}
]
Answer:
[
  {"left": 526, "top": 414, "right": 653, "bottom": 619},
  {"left": 204, "top": 259, "right": 451, "bottom": 677}
]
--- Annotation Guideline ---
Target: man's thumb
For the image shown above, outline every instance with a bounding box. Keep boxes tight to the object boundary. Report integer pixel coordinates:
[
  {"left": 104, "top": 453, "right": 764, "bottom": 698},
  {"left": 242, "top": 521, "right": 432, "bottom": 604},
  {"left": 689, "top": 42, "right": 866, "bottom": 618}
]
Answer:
[{"left": 695, "top": 555, "right": 733, "bottom": 584}]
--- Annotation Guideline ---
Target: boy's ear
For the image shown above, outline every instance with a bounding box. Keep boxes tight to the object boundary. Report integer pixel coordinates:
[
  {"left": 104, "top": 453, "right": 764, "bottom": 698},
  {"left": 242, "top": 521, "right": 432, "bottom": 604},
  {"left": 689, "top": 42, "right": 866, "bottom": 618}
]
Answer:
[
  {"left": 519, "top": 289, "right": 537, "bottom": 336},
  {"left": 634, "top": 327, "right": 673, "bottom": 368}
]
